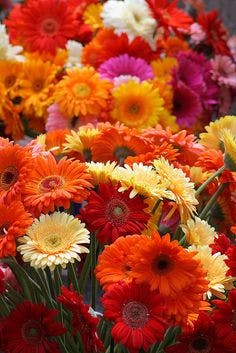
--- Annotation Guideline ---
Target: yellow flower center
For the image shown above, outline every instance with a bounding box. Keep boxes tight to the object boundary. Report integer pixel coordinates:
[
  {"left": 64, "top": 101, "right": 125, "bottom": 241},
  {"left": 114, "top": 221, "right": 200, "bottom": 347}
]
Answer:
[
  {"left": 73, "top": 83, "right": 91, "bottom": 97},
  {"left": 45, "top": 235, "right": 62, "bottom": 250},
  {"left": 0, "top": 166, "right": 19, "bottom": 191}
]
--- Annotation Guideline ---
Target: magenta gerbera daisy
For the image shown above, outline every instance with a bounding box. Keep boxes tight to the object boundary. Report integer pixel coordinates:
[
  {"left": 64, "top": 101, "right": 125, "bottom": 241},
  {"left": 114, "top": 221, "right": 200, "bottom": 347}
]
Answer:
[
  {"left": 79, "top": 182, "right": 150, "bottom": 244},
  {"left": 98, "top": 54, "right": 154, "bottom": 83}
]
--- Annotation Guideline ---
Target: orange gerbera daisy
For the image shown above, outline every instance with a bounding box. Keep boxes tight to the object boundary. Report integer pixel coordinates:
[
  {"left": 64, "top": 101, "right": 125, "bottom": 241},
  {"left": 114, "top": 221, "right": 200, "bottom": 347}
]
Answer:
[
  {"left": 95, "top": 235, "right": 143, "bottom": 290},
  {"left": 91, "top": 125, "right": 155, "bottom": 165},
  {"left": 54, "top": 67, "right": 112, "bottom": 119},
  {"left": 39, "top": 129, "right": 70, "bottom": 156},
  {"left": 23, "top": 153, "right": 93, "bottom": 216},
  {"left": 0, "top": 61, "right": 23, "bottom": 99},
  {"left": 128, "top": 231, "right": 207, "bottom": 296},
  {"left": 195, "top": 149, "right": 224, "bottom": 172},
  {"left": 0, "top": 200, "right": 33, "bottom": 258},
  {"left": 158, "top": 37, "right": 189, "bottom": 57},
  {"left": 0, "top": 144, "right": 32, "bottom": 204}
]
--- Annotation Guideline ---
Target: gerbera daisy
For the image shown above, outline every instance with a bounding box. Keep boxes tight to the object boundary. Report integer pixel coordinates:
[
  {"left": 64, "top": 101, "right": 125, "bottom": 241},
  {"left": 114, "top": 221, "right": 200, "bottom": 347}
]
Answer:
[
  {"left": 102, "top": 280, "right": 167, "bottom": 353},
  {"left": 220, "top": 129, "right": 236, "bottom": 171},
  {"left": 128, "top": 231, "right": 207, "bottom": 296},
  {"left": 98, "top": 54, "right": 154, "bottom": 83},
  {"left": 188, "top": 245, "right": 234, "bottom": 299},
  {"left": 0, "top": 60, "right": 23, "bottom": 98},
  {"left": 0, "top": 144, "right": 32, "bottom": 203},
  {"left": 0, "top": 200, "right": 33, "bottom": 258},
  {"left": 190, "top": 22, "right": 206, "bottom": 45},
  {"left": 95, "top": 235, "right": 142, "bottom": 290},
  {"left": 86, "top": 161, "right": 117, "bottom": 185},
  {"left": 17, "top": 212, "right": 90, "bottom": 271},
  {"left": 58, "top": 286, "right": 104, "bottom": 353},
  {"left": 153, "top": 157, "right": 198, "bottom": 223},
  {"left": 210, "top": 233, "right": 231, "bottom": 255},
  {"left": 212, "top": 289, "right": 236, "bottom": 330},
  {"left": 80, "top": 182, "right": 150, "bottom": 243},
  {"left": 20, "top": 58, "right": 58, "bottom": 117},
  {"left": 54, "top": 67, "right": 112, "bottom": 119},
  {"left": 82, "top": 2, "right": 103, "bottom": 31},
  {"left": 0, "top": 300, "right": 66, "bottom": 353},
  {"left": 6, "top": 0, "right": 78, "bottom": 55},
  {"left": 159, "top": 36, "right": 189, "bottom": 57},
  {"left": 46, "top": 104, "right": 68, "bottom": 132},
  {"left": 101, "top": 0, "right": 157, "bottom": 49},
  {"left": 165, "top": 312, "right": 236, "bottom": 353},
  {"left": 195, "top": 149, "right": 224, "bottom": 172},
  {"left": 111, "top": 80, "right": 164, "bottom": 129},
  {"left": 182, "top": 217, "right": 217, "bottom": 246},
  {"left": 43, "top": 129, "right": 70, "bottom": 156},
  {"left": 23, "top": 153, "right": 92, "bottom": 216},
  {"left": 65, "top": 40, "right": 83, "bottom": 68},
  {"left": 0, "top": 267, "right": 5, "bottom": 294},
  {"left": 225, "top": 245, "right": 236, "bottom": 277},
  {"left": 0, "top": 24, "right": 24, "bottom": 62},
  {"left": 200, "top": 115, "right": 236, "bottom": 150},
  {"left": 211, "top": 55, "right": 236, "bottom": 88},
  {"left": 91, "top": 125, "right": 154, "bottom": 165}
]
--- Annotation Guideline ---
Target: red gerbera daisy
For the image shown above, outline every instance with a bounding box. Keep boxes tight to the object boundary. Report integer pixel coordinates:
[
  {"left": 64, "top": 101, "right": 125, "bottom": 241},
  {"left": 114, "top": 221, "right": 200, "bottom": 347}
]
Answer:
[
  {"left": 102, "top": 280, "right": 167, "bottom": 353},
  {"left": 0, "top": 301, "right": 66, "bottom": 353},
  {"left": 57, "top": 286, "right": 104, "bottom": 353},
  {"left": 6, "top": 0, "right": 78, "bottom": 54},
  {"left": 212, "top": 289, "right": 236, "bottom": 331},
  {"left": 0, "top": 268, "right": 5, "bottom": 294},
  {"left": 147, "top": 0, "right": 193, "bottom": 34},
  {"left": 210, "top": 233, "right": 232, "bottom": 255},
  {"left": 165, "top": 312, "right": 236, "bottom": 353},
  {"left": 197, "top": 10, "right": 230, "bottom": 55},
  {"left": 79, "top": 182, "right": 150, "bottom": 243},
  {"left": 225, "top": 245, "right": 236, "bottom": 277}
]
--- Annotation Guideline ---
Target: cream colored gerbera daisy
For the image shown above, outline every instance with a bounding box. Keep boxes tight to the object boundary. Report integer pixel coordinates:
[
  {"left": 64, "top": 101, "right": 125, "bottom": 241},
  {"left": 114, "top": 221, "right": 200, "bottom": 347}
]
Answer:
[
  {"left": 112, "top": 162, "right": 170, "bottom": 200},
  {"left": 17, "top": 212, "right": 90, "bottom": 271},
  {"left": 220, "top": 129, "right": 236, "bottom": 171},
  {"left": 182, "top": 217, "right": 217, "bottom": 246},
  {"left": 86, "top": 161, "right": 117, "bottom": 185},
  {"left": 199, "top": 115, "right": 236, "bottom": 150},
  {"left": 188, "top": 245, "right": 235, "bottom": 299},
  {"left": 153, "top": 157, "right": 198, "bottom": 223}
]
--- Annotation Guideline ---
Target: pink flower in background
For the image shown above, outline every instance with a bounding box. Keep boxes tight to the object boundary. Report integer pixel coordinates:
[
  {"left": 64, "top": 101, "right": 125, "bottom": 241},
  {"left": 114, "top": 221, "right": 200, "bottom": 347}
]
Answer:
[
  {"left": 211, "top": 55, "right": 236, "bottom": 88},
  {"left": 228, "top": 35, "right": 236, "bottom": 61},
  {"left": 114, "top": 75, "right": 140, "bottom": 86},
  {"left": 98, "top": 54, "right": 154, "bottom": 82},
  {"left": 0, "top": 263, "right": 19, "bottom": 292},
  {"left": 46, "top": 104, "right": 68, "bottom": 132},
  {"left": 190, "top": 22, "right": 206, "bottom": 44}
]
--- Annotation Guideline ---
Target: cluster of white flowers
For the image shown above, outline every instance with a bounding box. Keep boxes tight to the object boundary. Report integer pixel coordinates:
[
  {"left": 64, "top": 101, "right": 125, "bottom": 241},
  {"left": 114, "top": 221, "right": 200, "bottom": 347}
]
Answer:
[
  {"left": 101, "top": 0, "right": 157, "bottom": 49},
  {"left": 0, "top": 24, "right": 25, "bottom": 61}
]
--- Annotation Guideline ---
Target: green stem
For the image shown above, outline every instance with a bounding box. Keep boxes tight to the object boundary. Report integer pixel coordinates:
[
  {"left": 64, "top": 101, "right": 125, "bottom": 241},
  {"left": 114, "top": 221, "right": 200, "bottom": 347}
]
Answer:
[
  {"left": 199, "top": 183, "right": 227, "bottom": 220},
  {"left": 109, "top": 338, "right": 115, "bottom": 353},
  {"left": 195, "top": 166, "right": 225, "bottom": 197},
  {"left": 0, "top": 296, "right": 10, "bottom": 317},
  {"left": 68, "top": 262, "right": 80, "bottom": 293},
  {"left": 78, "top": 252, "right": 91, "bottom": 293},
  {"left": 45, "top": 267, "right": 56, "bottom": 298},
  {"left": 90, "top": 234, "right": 97, "bottom": 309},
  {"left": 54, "top": 266, "right": 64, "bottom": 328},
  {"left": 151, "top": 199, "right": 162, "bottom": 215}
]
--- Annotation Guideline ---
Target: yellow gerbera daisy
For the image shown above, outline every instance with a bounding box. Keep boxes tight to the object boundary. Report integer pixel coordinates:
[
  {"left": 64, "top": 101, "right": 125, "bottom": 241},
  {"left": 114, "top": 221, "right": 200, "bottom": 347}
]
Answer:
[
  {"left": 20, "top": 58, "right": 59, "bottom": 117},
  {"left": 153, "top": 157, "right": 198, "bottom": 223},
  {"left": 151, "top": 57, "right": 177, "bottom": 80},
  {"left": 86, "top": 161, "right": 117, "bottom": 185},
  {"left": 54, "top": 67, "right": 112, "bottom": 118},
  {"left": 199, "top": 115, "right": 236, "bottom": 150},
  {"left": 0, "top": 60, "right": 23, "bottom": 98},
  {"left": 182, "top": 217, "right": 217, "bottom": 246},
  {"left": 220, "top": 129, "right": 236, "bottom": 171},
  {"left": 111, "top": 80, "right": 164, "bottom": 129},
  {"left": 83, "top": 3, "right": 104, "bottom": 30},
  {"left": 17, "top": 212, "right": 90, "bottom": 271},
  {"left": 188, "top": 245, "right": 235, "bottom": 299},
  {"left": 189, "top": 166, "right": 210, "bottom": 186}
]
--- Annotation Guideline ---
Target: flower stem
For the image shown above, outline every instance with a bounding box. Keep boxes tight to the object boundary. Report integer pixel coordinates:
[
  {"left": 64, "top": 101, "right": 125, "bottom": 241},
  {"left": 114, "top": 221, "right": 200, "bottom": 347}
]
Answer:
[
  {"left": 79, "top": 252, "right": 91, "bottom": 293},
  {"left": 195, "top": 166, "right": 225, "bottom": 197},
  {"left": 91, "top": 234, "right": 98, "bottom": 309},
  {"left": 68, "top": 262, "right": 80, "bottom": 293},
  {"left": 199, "top": 183, "right": 227, "bottom": 220},
  {"left": 151, "top": 199, "right": 162, "bottom": 215}
]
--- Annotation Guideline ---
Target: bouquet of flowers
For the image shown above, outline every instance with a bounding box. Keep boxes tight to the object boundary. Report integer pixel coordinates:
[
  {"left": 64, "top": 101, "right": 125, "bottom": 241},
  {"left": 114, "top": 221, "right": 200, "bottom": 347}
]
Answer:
[{"left": 0, "top": 1, "right": 236, "bottom": 353}]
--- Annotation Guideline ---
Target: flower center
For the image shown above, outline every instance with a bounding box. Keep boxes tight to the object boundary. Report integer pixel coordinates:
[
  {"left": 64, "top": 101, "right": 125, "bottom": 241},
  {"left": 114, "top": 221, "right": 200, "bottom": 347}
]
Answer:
[
  {"left": 129, "top": 103, "right": 140, "bottom": 115},
  {"left": 39, "top": 175, "right": 64, "bottom": 193},
  {"left": 122, "top": 301, "right": 149, "bottom": 328},
  {"left": 152, "top": 254, "right": 174, "bottom": 275},
  {"left": 189, "top": 336, "right": 212, "bottom": 353},
  {"left": 114, "top": 146, "right": 136, "bottom": 165},
  {"left": 41, "top": 18, "right": 59, "bottom": 35},
  {"left": 0, "top": 166, "right": 19, "bottom": 191},
  {"left": 32, "top": 79, "right": 44, "bottom": 92},
  {"left": 232, "top": 310, "right": 236, "bottom": 330},
  {"left": 44, "top": 235, "right": 62, "bottom": 250},
  {"left": 73, "top": 83, "right": 91, "bottom": 97},
  {"left": 105, "top": 199, "right": 129, "bottom": 226},
  {"left": 83, "top": 148, "right": 92, "bottom": 162},
  {"left": 0, "top": 223, "right": 10, "bottom": 239},
  {"left": 22, "top": 320, "right": 44, "bottom": 344},
  {"left": 4, "top": 75, "right": 16, "bottom": 88}
]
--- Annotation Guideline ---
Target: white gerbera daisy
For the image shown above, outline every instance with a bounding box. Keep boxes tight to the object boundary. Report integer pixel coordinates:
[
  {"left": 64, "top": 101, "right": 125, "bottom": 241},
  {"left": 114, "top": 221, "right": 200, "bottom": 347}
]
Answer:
[
  {"left": 65, "top": 40, "right": 83, "bottom": 68},
  {"left": 17, "top": 212, "right": 90, "bottom": 271},
  {"left": 101, "top": 0, "right": 157, "bottom": 49},
  {"left": 0, "top": 24, "right": 24, "bottom": 62}
]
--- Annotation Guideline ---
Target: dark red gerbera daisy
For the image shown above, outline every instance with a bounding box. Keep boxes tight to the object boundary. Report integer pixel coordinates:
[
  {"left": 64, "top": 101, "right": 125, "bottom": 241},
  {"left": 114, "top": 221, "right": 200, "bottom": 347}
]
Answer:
[
  {"left": 225, "top": 245, "right": 236, "bottom": 277},
  {"left": 212, "top": 289, "right": 236, "bottom": 331},
  {"left": 6, "top": 0, "right": 78, "bottom": 54},
  {"left": 57, "top": 286, "right": 104, "bottom": 353},
  {"left": 165, "top": 312, "right": 236, "bottom": 353},
  {"left": 0, "top": 268, "right": 5, "bottom": 294},
  {"left": 197, "top": 10, "right": 230, "bottom": 55},
  {"left": 79, "top": 182, "right": 150, "bottom": 243},
  {"left": 147, "top": 0, "right": 193, "bottom": 34},
  {"left": 102, "top": 280, "right": 167, "bottom": 353},
  {"left": 0, "top": 301, "right": 66, "bottom": 353},
  {"left": 210, "top": 233, "right": 232, "bottom": 255}
]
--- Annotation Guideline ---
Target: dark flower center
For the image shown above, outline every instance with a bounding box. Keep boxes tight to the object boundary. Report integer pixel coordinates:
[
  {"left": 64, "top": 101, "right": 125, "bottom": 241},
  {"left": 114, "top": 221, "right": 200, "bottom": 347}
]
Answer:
[
  {"left": 4, "top": 75, "right": 16, "bottom": 88},
  {"left": 83, "top": 148, "right": 92, "bottom": 162},
  {"left": 39, "top": 175, "right": 64, "bottom": 193},
  {"left": 22, "top": 320, "right": 44, "bottom": 344},
  {"left": 114, "top": 146, "right": 136, "bottom": 165},
  {"left": 189, "top": 336, "right": 211, "bottom": 353},
  {"left": 105, "top": 199, "right": 129, "bottom": 226},
  {"left": 129, "top": 103, "right": 140, "bottom": 115},
  {"left": 0, "top": 166, "right": 19, "bottom": 191},
  {"left": 41, "top": 18, "right": 59, "bottom": 35},
  {"left": 32, "top": 79, "right": 44, "bottom": 92},
  {"left": 122, "top": 301, "right": 149, "bottom": 328},
  {"left": 153, "top": 254, "right": 174, "bottom": 275}
]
